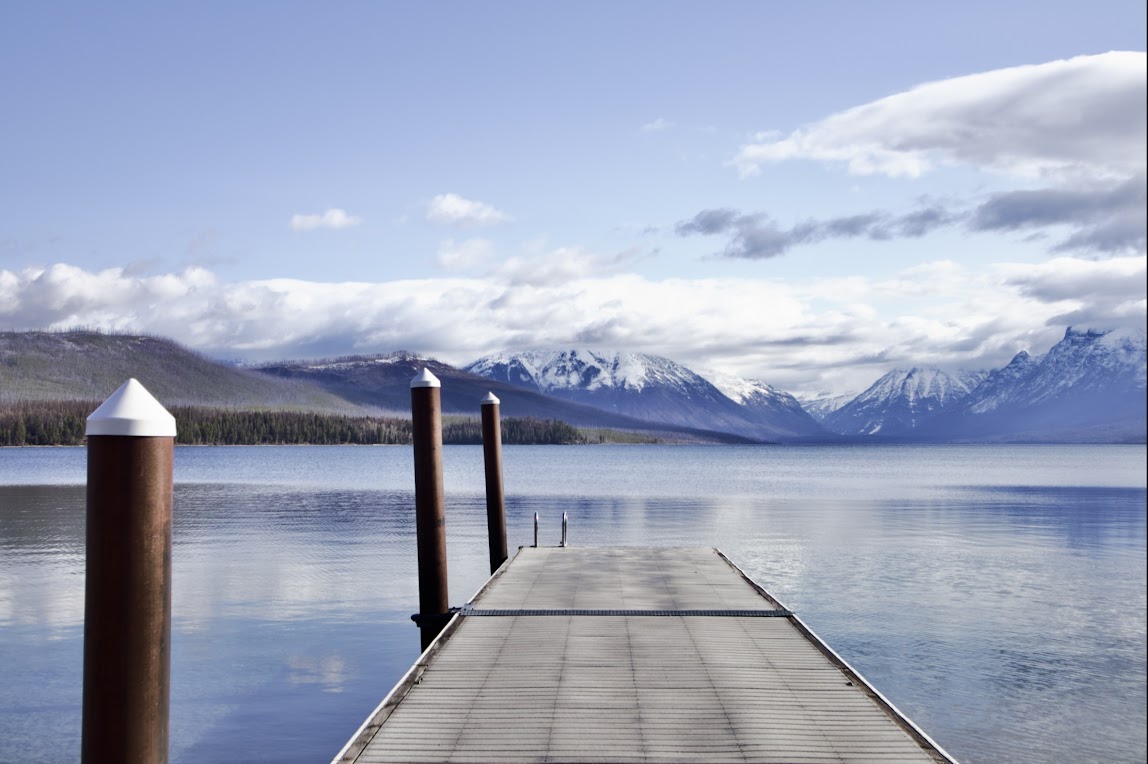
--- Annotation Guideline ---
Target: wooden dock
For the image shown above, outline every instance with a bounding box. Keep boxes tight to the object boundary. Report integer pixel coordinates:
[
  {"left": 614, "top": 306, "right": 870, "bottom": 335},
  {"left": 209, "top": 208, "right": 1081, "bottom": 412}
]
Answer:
[{"left": 334, "top": 547, "right": 957, "bottom": 763}]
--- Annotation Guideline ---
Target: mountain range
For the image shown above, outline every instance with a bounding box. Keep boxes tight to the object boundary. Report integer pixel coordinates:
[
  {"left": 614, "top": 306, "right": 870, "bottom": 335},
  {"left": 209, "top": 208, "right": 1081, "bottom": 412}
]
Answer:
[
  {"left": 1, "top": 326, "right": 1143, "bottom": 444},
  {"left": 256, "top": 352, "right": 755, "bottom": 442},
  {"left": 463, "top": 350, "right": 820, "bottom": 440},
  {"left": 925, "top": 327, "right": 1146, "bottom": 442},
  {"left": 805, "top": 327, "right": 1145, "bottom": 442}
]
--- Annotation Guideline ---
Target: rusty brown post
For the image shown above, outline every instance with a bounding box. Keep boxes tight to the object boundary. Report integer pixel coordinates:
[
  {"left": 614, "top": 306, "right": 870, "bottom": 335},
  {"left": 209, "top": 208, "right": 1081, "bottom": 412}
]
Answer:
[
  {"left": 82, "top": 378, "right": 176, "bottom": 764},
  {"left": 480, "top": 392, "right": 507, "bottom": 574},
  {"left": 411, "top": 368, "right": 449, "bottom": 651}
]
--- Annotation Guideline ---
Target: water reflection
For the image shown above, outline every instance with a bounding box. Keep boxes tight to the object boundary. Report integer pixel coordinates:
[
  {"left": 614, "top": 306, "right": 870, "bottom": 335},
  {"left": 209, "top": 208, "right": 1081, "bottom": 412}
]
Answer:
[{"left": 0, "top": 445, "right": 1144, "bottom": 764}]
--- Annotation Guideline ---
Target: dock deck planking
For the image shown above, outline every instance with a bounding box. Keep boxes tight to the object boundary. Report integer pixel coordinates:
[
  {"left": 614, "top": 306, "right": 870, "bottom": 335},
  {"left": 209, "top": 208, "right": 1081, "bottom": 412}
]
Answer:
[{"left": 336, "top": 547, "right": 956, "bottom": 764}]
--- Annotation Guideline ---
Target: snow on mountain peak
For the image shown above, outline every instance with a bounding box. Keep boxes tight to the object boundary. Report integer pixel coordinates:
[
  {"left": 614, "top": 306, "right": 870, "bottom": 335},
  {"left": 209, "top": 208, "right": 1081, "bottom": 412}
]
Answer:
[
  {"left": 297, "top": 351, "right": 429, "bottom": 371},
  {"left": 1037, "top": 326, "right": 1148, "bottom": 395},
  {"left": 795, "top": 390, "right": 858, "bottom": 421},
  {"left": 697, "top": 368, "right": 780, "bottom": 404},
  {"left": 464, "top": 349, "right": 824, "bottom": 439},
  {"left": 824, "top": 365, "right": 987, "bottom": 435},
  {"left": 858, "top": 367, "right": 984, "bottom": 407},
  {"left": 465, "top": 349, "right": 703, "bottom": 394},
  {"left": 1094, "top": 326, "right": 1147, "bottom": 364}
]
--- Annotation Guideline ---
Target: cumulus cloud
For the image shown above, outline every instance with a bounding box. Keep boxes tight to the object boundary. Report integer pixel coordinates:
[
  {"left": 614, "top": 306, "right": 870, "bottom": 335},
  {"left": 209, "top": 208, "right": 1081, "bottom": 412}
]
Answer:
[
  {"left": 732, "top": 51, "right": 1146, "bottom": 181},
  {"left": 2, "top": 257, "right": 1143, "bottom": 395},
  {"left": 426, "top": 193, "right": 511, "bottom": 227},
  {"left": 289, "top": 208, "right": 362, "bottom": 231}
]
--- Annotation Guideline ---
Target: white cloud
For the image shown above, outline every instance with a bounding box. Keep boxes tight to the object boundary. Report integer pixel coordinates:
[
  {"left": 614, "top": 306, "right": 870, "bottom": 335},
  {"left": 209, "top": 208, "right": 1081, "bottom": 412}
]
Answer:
[
  {"left": 733, "top": 51, "right": 1147, "bottom": 181},
  {"left": 3, "top": 257, "right": 1142, "bottom": 395},
  {"left": 426, "top": 193, "right": 511, "bottom": 227},
  {"left": 289, "top": 208, "right": 362, "bottom": 231},
  {"left": 641, "top": 117, "right": 674, "bottom": 133}
]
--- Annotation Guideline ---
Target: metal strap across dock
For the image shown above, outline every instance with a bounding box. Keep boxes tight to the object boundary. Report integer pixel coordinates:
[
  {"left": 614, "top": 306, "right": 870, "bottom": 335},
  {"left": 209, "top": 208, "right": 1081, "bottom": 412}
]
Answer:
[
  {"left": 459, "top": 608, "right": 795, "bottom": 617},
  {"left": 335, "top": 547, "right": 957, "bottom": 764}
]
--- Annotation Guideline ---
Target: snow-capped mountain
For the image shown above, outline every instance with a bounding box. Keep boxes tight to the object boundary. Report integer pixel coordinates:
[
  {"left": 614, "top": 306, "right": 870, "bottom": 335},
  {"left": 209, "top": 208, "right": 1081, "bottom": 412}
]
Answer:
[
  {"left": 465, "top": 349, "right": 824, "bottom": 440},
  {"left": 928, "top": 327, "right": 1147, "bottom": 441},
  {"left": 467, "top": 349, "right": 701, "bottom": 394},
  {"left": 794, "top": 391, "right": 858, "bottom": 423},
  {"left": 697, "top": 369, "right": 823, "bottom": 436},
  {"left": 824, "top": 367, "right": 988, "bottom": 436},
  {"left": 254, "top": 350, "right": 748, "bottom": 439},
  {"left": 960, "top": 350, "right": 1043, "bottom": 416},
  {"left": 1008, "top": 327, "right": 1145, "bottom": 406}
]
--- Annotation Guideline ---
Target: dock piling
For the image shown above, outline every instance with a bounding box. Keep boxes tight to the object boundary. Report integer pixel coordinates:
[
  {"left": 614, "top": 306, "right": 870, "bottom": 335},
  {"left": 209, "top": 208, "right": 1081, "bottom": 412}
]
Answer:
[
  {"left": 411, "top": 368, "right": 450, "bottom": 651},
  {"left": 480, "top": 392, "right": 507, "bottom": 574},
  {"left": 82, "top": 379, "right": 176, "bottom": 764}
]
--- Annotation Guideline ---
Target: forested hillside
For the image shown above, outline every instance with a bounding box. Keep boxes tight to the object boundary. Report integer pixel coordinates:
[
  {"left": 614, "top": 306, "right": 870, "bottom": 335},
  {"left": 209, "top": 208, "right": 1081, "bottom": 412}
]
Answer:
[{"left": 0, "top": 400, "right": 585, "bottom": 446}]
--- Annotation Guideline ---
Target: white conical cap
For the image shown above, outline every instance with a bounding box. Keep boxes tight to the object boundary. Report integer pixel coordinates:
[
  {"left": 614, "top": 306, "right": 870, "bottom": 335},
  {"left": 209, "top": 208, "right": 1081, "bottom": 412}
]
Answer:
[
  {"left": 481, "top": 392, "right": 500, "bottom": 405},
  {"left": 410, "top": 367, "right": 441, "bottom": 388},
  {"left": 86, "top": 378, "right": 177, "bottom": 437}
]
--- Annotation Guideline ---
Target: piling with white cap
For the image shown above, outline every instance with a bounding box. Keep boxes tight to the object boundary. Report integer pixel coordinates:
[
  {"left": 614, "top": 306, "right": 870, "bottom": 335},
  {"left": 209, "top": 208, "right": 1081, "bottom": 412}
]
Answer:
[
  {"left": 82, "top": 379, "right": 175, "bottom": 764},
  {"left": 480, "top": 392, "right": 507, "bottom": 573},
  {"left": 410, "top": 368, "right": 449, "bottom": 650}
]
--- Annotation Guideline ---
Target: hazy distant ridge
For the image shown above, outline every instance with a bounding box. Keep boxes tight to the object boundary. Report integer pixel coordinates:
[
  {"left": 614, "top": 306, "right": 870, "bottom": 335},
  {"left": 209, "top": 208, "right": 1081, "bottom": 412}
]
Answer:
[{"left": 0, "top": 331, "right": 366, "bottom": 413}]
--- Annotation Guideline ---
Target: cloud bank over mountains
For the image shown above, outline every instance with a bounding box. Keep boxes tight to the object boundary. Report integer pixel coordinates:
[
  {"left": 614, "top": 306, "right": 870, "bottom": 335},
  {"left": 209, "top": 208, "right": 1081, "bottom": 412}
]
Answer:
[{"left": 1, "top": 254, "right": 1142, "bottom": 395}]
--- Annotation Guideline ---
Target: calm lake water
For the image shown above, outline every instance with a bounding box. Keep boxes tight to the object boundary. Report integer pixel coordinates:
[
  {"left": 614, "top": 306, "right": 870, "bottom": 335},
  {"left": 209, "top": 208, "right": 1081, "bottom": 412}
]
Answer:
[{"left": 1, "top": 444, "right": 1145, "bottom": 764}]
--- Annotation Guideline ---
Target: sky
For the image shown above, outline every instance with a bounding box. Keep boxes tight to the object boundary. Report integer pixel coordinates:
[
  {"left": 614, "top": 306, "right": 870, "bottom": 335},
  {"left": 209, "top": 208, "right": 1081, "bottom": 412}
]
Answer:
[{"left": 1, "top": 1, "right": 1145, "bottom": 396}]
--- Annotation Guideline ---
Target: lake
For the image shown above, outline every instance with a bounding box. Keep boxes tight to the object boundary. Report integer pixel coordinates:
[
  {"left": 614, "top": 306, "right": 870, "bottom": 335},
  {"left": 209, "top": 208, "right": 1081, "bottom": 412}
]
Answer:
[{"left": 1, "top": 444, "right": 1145, "bottom": 763}]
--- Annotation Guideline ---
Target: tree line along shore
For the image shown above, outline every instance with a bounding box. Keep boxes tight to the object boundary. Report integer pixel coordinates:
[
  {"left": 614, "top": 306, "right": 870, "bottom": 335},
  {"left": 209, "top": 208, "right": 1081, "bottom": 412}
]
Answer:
[{"left": 0, "top": 400, "right": 595, "bottom": 447}]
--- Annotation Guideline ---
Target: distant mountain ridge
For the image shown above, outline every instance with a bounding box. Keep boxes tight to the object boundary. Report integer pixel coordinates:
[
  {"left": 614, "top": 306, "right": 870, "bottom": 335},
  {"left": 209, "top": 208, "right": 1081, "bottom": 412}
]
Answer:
[
  {"left": 795, "top": 391, "right": 857, "bottom": 423},
  {"left": 817, "top": 327, "right": 1146, "bottom": 442},
  {"left": 927, "top": 327, "right": 1146, "bottom": 442},
  {"left": 0, "top": 330, "right": 364, "bottom": 413}
]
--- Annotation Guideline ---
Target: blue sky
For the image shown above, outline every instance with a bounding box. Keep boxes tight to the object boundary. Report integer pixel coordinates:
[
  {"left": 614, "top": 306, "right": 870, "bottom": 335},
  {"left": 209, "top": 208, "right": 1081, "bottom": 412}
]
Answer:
[{"left": 2, "top": 2, "right": 1145, "bottom": 394}]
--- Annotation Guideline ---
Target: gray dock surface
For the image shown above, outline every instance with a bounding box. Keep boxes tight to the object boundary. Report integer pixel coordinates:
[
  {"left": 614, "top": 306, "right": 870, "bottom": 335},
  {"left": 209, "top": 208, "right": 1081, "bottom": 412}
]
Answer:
[{"left": 336, "top": 547, "right": 955, "bottom": 763}]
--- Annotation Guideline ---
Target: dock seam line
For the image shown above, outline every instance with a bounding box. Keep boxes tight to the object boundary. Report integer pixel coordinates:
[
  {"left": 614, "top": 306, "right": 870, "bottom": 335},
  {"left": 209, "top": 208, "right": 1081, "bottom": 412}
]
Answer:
[{"left": 457, "top": 607, "right": 795, "bottom": 617}]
